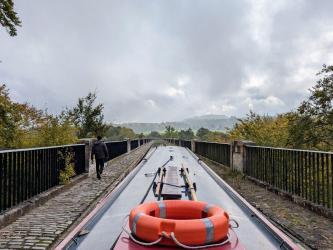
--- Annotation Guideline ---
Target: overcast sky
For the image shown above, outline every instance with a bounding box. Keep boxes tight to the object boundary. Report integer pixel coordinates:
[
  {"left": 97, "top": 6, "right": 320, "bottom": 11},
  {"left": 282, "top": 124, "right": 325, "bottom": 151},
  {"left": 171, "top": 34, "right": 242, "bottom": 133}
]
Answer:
[{"left": 1, "top": 0, "right": 333, "bottom": 123}]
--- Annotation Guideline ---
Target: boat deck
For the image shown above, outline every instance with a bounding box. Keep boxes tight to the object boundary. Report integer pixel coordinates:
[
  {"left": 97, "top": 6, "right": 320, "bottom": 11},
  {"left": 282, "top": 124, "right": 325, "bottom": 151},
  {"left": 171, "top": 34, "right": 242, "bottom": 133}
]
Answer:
[{"left": 57, "top": 145, "right": 299, "bottom": 250}]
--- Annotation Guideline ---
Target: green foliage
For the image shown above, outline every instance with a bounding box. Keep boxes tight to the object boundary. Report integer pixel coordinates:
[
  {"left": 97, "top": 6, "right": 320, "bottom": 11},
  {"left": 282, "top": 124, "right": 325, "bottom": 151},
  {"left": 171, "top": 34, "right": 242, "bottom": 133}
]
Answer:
[
  {"left": 205, "top": 130, "right": 229, "bottom": 143},
  {"left": 0, "top": 0, "right": 21, "bottom": 36},
  {"left": 228, "top": 111, "right": 290, "bottom": 147},
  {"left": 105, "top": 125, "right": 136, "bottom": 140},
  {"left": 196, "top": 127, "right": 210, "bottom": 140},
  {"left": 66, "top": 92, "right": 108, "bottom": 138},
  {"left": 178, "top": 128, "right": 194, "bottom": 140},
  {"left": 158, "top": 125, "right": 227, "bottom": 142},
  {"left": 147, "top": 131, "right": 161, "bottom": 138},
  {"left": 286, "top": 112, "right": 318, "bottom": 149},
  {"left": 228, "top": 64, "right": 333, "bottom": 151},
  {"left": 33, "top": 115, "right": 77, "bottom": 147},
  {"left": 164, "top": 125, "right": 178, "bottom": 138},
  {"left": 0, "top": 84, "right": 17, "bottom": 147},
  {"left": 196, "top": 127, "right": 228, "bottom": 143},
  {"left": 58, "top": 150, "right": 76, "bottom": 185},
  {"left": 0, "top": 84, "right": 77, "bottom": 149},
  {"left": 289, "top": 65, "right": 333, "bottom": 150}
]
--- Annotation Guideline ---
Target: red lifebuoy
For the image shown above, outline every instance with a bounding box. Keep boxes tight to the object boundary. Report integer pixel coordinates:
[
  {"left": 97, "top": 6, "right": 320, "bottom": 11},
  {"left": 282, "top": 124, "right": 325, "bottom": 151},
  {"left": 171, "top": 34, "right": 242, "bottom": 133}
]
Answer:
[{"left": 129, "top": 200, "right": 229, "bottom": 246}]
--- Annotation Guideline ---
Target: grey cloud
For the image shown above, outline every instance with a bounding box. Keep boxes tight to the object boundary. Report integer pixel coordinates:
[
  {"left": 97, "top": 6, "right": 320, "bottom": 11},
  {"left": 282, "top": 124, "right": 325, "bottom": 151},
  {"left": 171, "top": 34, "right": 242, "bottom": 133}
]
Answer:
[{"left": 1, "top": 0, "right": 333, "bottom": 122}]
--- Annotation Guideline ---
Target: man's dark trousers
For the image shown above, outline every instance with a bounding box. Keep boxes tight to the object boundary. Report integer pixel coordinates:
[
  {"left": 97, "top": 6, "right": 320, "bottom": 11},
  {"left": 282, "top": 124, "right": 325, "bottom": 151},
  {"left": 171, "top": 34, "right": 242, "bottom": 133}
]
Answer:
[{"left": 96, "top": 158, "right": 105, "bottom": 179}]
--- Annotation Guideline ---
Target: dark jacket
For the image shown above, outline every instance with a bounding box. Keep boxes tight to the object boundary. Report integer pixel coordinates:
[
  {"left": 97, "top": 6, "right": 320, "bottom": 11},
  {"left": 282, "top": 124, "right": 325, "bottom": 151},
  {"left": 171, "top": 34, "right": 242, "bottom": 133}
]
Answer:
[{"left": 91, "top": 140, "right": 109, "bottom": 160}]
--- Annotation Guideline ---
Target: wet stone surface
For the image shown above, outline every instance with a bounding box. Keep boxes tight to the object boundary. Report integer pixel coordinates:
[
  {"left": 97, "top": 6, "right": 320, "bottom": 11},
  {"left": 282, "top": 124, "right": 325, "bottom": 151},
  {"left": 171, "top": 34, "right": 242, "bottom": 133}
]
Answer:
[
  {"left": 204, "top": 157, "right": 333, "bottom": 250},
  {"left": 0, "top": 144, "right": 152, "bottom": 249}
]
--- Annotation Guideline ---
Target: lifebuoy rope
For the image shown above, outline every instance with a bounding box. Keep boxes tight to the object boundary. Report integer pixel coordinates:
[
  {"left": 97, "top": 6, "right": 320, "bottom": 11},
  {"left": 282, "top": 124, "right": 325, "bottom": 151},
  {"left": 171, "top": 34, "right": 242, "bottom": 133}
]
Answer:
[
  {"left": 122, "top": 215, "right": 164, "bottom": 246},
  {"left": 169, "top": 232, "right": 231, "bottom": 249},
  {"left": 229, "top": 218, "right": 239, "bottom": 229}
]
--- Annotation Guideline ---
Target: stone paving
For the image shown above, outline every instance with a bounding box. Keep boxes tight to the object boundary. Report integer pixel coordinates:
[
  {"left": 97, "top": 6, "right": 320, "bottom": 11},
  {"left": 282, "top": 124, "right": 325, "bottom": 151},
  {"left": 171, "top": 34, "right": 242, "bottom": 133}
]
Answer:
[
  {"left": 0, "top": 144, "right": 151, "bottom": 250},
  {"left": 204, "top": 157, "right": 333, "bottom": 250}
]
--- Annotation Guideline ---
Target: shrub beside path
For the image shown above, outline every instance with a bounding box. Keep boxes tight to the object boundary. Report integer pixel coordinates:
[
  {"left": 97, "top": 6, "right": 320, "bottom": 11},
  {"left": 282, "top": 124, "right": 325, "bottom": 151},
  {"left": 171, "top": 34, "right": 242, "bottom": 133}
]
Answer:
[{"left": 0, "top": 143, "right": 152, "bottom": 250}]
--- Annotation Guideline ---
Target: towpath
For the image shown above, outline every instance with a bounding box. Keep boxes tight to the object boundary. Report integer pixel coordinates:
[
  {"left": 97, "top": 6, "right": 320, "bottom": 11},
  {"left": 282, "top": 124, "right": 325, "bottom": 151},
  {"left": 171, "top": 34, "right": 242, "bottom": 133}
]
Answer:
[{"left": 0, "top": 143, "right": 152, "bottom": 250}]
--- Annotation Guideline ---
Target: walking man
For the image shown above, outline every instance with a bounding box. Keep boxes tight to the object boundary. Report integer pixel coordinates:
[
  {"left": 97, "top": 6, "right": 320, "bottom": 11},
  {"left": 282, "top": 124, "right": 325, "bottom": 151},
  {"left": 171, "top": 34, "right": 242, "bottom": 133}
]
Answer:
[{"left": 91, "top": 136, "right": 109, "bottom": 179}]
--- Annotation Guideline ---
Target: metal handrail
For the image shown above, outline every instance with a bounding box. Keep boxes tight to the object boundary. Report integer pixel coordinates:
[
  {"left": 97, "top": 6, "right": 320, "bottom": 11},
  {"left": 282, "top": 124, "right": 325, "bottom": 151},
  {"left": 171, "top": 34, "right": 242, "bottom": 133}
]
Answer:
[
  {"left": 0, "top": 143, "right": 85, "bottom": 154},
  {"left": 245, "top": 144, "right": 333, "bottom": 155}
]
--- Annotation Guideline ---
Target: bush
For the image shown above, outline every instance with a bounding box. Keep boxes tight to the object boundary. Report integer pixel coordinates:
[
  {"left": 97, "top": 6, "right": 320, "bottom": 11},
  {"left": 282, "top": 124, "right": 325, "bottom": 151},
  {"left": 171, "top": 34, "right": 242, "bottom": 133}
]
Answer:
[{"left": 58, "top": 150, "right": 76, "bottom": 185}]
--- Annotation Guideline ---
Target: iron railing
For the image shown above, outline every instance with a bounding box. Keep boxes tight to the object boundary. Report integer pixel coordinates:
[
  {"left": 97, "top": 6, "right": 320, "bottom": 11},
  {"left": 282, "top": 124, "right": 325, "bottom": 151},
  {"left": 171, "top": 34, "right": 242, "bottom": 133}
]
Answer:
[
  {"left": 0, "top": 139, "right": 151, "bottom": 213},
  {"left": 245, "top": 145, "right": 333, "bottom": 209},
  {"left": 195, "top": 141, "right": 231, "bottom": 167},
  {"left": 165, "top": 139, "right": 231, "bottom": 167},
  {"left": 167, "top": 138, "right": 333, "bottom": 211},
  {"left": 180, "top": 140, "right": 191, "bottom": 149},
  {"left": 105, "top": 141, "right": 128, "bottom": 161},
  {"left": 130, "top": 140, "right": 139, "bottom": 150},
  {"left": 0, "top": 144, "right": 85, "bottom": 213}
]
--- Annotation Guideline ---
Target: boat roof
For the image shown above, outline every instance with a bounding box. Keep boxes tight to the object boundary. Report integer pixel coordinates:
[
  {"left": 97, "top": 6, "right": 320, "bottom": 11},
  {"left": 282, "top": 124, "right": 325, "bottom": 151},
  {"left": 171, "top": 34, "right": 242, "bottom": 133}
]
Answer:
[{"left": 57, "top": 145, "right": 300, "bottom": 250}]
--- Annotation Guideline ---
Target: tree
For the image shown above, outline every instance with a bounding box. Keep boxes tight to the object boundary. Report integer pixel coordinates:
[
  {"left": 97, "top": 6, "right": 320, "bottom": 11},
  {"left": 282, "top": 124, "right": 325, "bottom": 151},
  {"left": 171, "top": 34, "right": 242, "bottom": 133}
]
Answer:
[
  {"left": 147, "top": 131, "right": 161, "bottom": 138},
  {"left": 0, "top": 84, "right": 44, "bottom": 148},
  {"left": 287, "top": 112, "right": 318, "bottom": 149},
  {"left": 105, "top": 125, "right": 136, "bottom": 140},
  {"left": 205, "top": 130, "right": 228, "bottom": 143},
  {"left": 227, "top": 65, "right": 333, "bottom": 150},
  {"left": 289, "top": 64, "right": 333, "bottom": 150},
  {"left": 0, "top": 84, "right": 18, "bottom": 147},
  {"left": 228, "top": 111, "right": 290, "bottom": 147},
  {"left": 196, "top": 127, "right": 210, "bottom": 140},
  {"left": 196, "top": 127, "right": 228, "bottom": 142},
  {"left": 164, "top": 125, "right": 177, "bottom": 138},
  {"left": 35, "top": 115, "right": 77, "bottom": 147},
  {"left": 0, "top": 0, "right": 21, "bottom": 36},
  {"left": 66, "top": 92, "right": 108, "bottom": 138},
  {"left": 179, "top": 128, "right": 194, "bottom": 140},
  {"left": 0, "top": 84, "right": 77, "bottom": 148}
]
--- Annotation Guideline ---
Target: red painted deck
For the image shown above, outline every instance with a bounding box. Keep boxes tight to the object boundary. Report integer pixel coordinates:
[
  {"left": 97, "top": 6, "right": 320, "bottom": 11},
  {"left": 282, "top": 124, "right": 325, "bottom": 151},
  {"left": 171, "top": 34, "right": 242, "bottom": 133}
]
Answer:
[{"left": 114, "top": 226, "right": 245, "bottom": 250}]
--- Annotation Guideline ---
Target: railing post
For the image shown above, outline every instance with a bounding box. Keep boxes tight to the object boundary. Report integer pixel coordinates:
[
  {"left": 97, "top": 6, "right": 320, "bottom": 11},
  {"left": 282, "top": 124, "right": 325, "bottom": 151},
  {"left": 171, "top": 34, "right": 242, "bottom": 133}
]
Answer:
[
  {"left": 127, "top": 139, "right": 131, "bottom": 153},
  {"left": 231, "top": 140, "right": 255, "bottom": 173},
  {"left": 191, "top": 139, "right": 196, "bottom": 152},
  {"left": 229, "top": 143, "right": 233, "bottom": 168},
  {"left": 138, "top": 139, "right": 141, "bottom": 147}
]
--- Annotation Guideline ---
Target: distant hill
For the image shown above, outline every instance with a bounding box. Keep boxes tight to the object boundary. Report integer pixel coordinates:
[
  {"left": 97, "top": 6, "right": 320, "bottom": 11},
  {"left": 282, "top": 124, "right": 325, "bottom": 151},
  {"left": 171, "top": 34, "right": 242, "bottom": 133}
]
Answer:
[{"left": 118, "top": 115, "right": 239, "bottom": 134}]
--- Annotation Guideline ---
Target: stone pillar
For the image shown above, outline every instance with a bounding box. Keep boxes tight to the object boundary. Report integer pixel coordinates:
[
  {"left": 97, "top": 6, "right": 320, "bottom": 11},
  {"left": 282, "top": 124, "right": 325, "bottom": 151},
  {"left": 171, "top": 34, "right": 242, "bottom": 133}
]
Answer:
[
  {"left": 138, "top": 139, "right": 141, "bottom": 147},
  {"left": 78, "top": 138, "right": 94, "bottom": 173},
  {"left": 231, "top": 140, "right": 255, "bottom": 173},
  {"left": 84, "top": 141, "right": 91, "bottom": 173},
  {"left": 191, "top": 139, "right": 196, "bottom": 152},
  {"left": 127, "top": 139, "right": 131, "bottom": 153}
]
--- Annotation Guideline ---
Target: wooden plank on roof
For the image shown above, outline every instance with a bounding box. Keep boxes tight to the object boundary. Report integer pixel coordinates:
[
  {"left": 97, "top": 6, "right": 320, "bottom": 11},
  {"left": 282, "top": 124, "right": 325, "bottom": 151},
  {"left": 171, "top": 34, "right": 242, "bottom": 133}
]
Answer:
[{"left": 161, "top": 166, "right": 182, "bottom": 199}]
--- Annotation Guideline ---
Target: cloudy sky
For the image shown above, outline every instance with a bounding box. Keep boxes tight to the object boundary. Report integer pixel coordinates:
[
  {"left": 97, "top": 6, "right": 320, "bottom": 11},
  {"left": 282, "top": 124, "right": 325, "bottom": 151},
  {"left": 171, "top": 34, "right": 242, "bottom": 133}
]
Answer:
[{"left": 1, "top": 0, "right": 333, "bottom": 123}]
